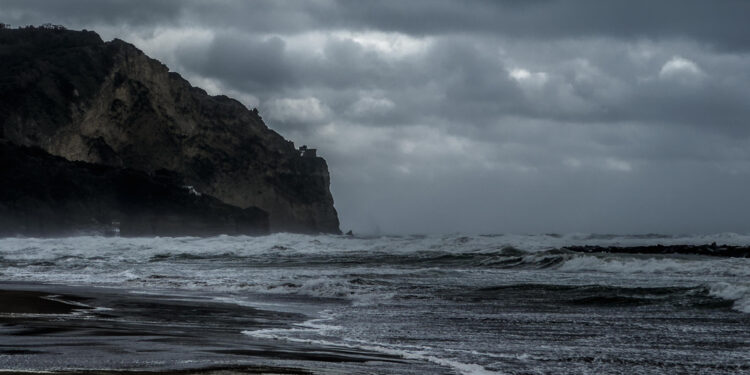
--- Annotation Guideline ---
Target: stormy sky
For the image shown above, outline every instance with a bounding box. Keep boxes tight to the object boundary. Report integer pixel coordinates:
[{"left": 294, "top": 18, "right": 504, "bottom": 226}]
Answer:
[{"left": 4, "top": 0, "right": 750, "bottom": 234}]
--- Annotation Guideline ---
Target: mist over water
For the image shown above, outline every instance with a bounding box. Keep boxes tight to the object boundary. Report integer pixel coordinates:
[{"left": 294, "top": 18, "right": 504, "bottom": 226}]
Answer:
[{"left": 1, "top": 233, "right": 749, "bottom": 374}]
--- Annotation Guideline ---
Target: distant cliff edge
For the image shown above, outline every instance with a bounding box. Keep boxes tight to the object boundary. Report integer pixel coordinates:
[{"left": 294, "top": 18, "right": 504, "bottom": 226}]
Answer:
[{"left": 0, "top": 26, "right": 340, "bottom": 234}]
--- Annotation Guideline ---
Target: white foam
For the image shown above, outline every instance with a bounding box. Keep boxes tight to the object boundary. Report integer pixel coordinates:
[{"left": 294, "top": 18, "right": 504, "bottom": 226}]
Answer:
[
  {"left": 211, "top": 296, "right": 288, "bottom": 310},
  {"left": 1, "top": 233, "right": 748, "bottom": 313},
  {"left": 41, "top": 295, "right": 91, "bottom": 308},
  {"left": 4, "top": 232, "right": 750, "bottom": 263},
  {"left": 243, "top": 328, "right": 504, "bottom": 375},
  {"left": 2, "top": 232, "right": 749, "bottom": 268},
  {"left": 242, "top": 308, "right": 505, "bottom": 375},
  {"left": 557, "top": 255, "right": 750, "bottom": 277},
  {"left": 708, "top": 282, "right": 750, "bottom": 313}
]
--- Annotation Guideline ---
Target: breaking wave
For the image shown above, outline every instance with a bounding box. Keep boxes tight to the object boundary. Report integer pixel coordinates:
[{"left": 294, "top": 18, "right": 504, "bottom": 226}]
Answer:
[
  {"left": 709, "top": 282, "right": 750, "bottom": 313},
  {"left": 0, "top": 233, "right": 748, "bottom": 313}
]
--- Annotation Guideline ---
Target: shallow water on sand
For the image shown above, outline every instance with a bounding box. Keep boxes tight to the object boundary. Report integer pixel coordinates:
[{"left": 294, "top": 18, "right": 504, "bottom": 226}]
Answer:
[{"left": 0, "top": 233, "right": 749, "bottom": 374}]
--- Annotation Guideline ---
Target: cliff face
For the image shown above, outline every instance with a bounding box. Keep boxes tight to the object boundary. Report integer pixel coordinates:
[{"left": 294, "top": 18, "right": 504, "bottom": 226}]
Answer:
[
  {"left": 0, "top": 141, "right": 268, "bottom": 237},
  {"left": 0, "top": 27, "right": 340, "bottom": 234}
]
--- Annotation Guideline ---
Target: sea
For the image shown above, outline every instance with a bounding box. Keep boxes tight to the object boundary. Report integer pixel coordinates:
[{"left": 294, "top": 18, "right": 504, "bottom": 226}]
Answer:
[{"left": 0, "top": 233, "right": 749, "bottom": 374}]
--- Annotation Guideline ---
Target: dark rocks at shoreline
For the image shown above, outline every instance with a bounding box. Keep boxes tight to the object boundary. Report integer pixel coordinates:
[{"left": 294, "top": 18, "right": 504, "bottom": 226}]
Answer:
[
  {"left": 563, "top": 243, "right": 750, "bottom": 258},
  {"left": 0, "top": 26, "right": 339, "bottom": 234},
  {"left": 0, "top": 141, "right": 268, "bottom": 237}
]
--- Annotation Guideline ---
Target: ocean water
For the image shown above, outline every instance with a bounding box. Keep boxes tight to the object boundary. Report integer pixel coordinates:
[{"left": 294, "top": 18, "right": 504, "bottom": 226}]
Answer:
[{"left": 1, "top": 233, "right": 749, "bottom": 374}]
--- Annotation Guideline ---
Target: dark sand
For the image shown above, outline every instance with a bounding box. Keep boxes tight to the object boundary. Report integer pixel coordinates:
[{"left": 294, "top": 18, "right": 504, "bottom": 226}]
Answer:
[
  {"left": 0, "top": 283, "right": 405, "bottom": 374},
  {"left": 0, "top": 290, "right": 91, "bottom": 314},
  {"left": 0, "top": 366, "right": 310, "bottom": 375}
]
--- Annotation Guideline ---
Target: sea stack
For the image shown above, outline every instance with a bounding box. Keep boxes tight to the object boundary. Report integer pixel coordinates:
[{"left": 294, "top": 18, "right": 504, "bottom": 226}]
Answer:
[{"left": 0, "top": 26, "right": 340, "bottom": 234}]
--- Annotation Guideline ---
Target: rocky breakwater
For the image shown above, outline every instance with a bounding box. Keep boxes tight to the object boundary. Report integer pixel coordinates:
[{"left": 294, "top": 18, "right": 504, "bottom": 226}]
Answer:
[
  {"left": 0, "top": 26, "right": 340, "bottom": 234},
  {"left": 563, "top": 243, "right": 750, "bottom": 258}
]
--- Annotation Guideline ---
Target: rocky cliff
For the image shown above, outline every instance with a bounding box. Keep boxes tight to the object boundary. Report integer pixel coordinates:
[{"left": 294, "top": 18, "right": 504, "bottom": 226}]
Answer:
[
  {"left": 0, "top": 26, "right": 340, "bottom": 234},
  {"left": 0, "top": 140, "right": 268, "bottom": 236}
]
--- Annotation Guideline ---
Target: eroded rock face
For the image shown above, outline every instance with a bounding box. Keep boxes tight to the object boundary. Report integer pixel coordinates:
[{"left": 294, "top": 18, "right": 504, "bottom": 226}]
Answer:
[
  {"left": 0, "top": 27, "right": 340, "bottom": 233},
  {"left": 0, "top": 141, "right": 269, "bottom": 237}
]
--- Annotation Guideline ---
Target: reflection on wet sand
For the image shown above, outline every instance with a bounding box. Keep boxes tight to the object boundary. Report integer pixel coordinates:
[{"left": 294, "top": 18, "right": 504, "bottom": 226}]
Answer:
[{"left": 0, "top": 283, "right": 408, "bottom": 374}]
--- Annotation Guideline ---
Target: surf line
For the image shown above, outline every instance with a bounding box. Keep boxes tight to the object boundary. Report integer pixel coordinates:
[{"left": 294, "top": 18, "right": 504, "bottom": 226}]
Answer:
[{"left": 242, "top": 310, "right": 504, "bottom": 375}]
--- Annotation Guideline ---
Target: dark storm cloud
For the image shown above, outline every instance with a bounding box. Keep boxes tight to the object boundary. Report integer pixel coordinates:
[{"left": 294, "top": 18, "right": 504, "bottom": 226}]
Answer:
[
  {"left": 172, "top": 32, "right": 525, "bottom": 129},
  {"left": 4, "top": 0, "right": 750, "bottom": 50},
  {"left": 0, "top": 0, "right": 183, "bottom": 27},
  {"left": 179, "top": 33, "right": 294, "bottom": 93},
  {"left": 2, "top": 0, "right": 750, "bottom": 234},
  {"left": 318, "top": 0, "right": 750, "bottom": 51},
  {"left": 175, "top": 32, "right": 750, "bottom": 137}
]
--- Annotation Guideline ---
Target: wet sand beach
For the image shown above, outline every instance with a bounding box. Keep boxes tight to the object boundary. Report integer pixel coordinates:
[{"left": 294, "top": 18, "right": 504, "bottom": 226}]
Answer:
[
  {"left": 0, "top": 366, "right": 309, "bottom": 375},
  {"left": 0, "top": 289, "right": 89, "bottom": 315},
  {"left": 0, "top": 283, "right": 408, "bottom": 374}
]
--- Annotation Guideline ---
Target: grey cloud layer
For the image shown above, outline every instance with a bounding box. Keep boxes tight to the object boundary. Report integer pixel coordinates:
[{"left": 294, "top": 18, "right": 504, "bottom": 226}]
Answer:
[
  {"left": 6, "top": 0, "right": 750, "bottom": 49},
  {"left": 2, "top": 1, "right": 750, "bottom": 233},
  {"left": 173, "top": 32, "right": 750, "bottom": 135},
  {"left": 7, "top": 0, "right": 750, "bottom": 50}
]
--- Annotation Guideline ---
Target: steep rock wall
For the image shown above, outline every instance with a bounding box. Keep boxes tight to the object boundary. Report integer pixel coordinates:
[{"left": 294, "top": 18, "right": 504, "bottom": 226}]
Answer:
[
  {"left": 0, "top": 141, "right": 269, "bottom": 237},
  {"left": 0, "top": 27, "right": 340, "bottom": 233}
]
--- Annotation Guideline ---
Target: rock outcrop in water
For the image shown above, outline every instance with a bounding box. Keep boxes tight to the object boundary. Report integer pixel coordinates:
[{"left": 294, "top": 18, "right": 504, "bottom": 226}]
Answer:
[
  {"left": 563, "top": 244, "right": 750, "bottom": 258},
  {"left": 0, "top": 26, "right": 340, "bottom": 234},
  {"left": 0, "top": 140, "right": 268, "bottom": 236}
]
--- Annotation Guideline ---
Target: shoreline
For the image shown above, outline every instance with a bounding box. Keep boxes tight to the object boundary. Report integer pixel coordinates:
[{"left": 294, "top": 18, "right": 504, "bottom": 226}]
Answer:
[
  {"left": 0, "top": 366, "right": 310, "bottom": 375},
  {"left": 0, "top": 289, "right": 90, "bottom": 315},
  {"left": 0, "top": 283, "right": 403, "bottom": 374}
]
